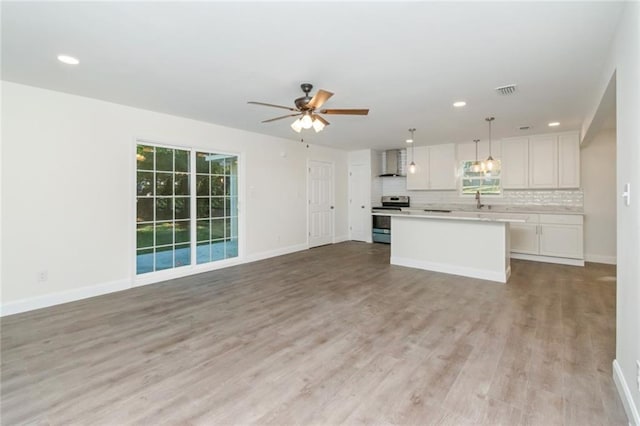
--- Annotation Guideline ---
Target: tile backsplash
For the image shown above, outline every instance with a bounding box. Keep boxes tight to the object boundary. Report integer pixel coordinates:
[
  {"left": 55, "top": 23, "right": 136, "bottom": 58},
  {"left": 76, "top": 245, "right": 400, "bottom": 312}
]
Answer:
[{"left": 373, "top": 177, "right": 583, "bottom": 208}]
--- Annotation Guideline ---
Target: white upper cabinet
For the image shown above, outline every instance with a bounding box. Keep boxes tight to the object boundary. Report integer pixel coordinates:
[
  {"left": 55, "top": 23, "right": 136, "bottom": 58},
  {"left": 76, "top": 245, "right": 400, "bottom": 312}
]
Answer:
[
  {"left": 501, "top": 131, "right": 580, "bottom": 190},
  {"left": 529, "top": 135, "right": 558, "bottom": 188},
  {"left": 501, "top": 138, "right": 529, "bottom": 189},
  {"left": 558, "top": 133, "right": 580, "bottom": 188},
  {"left": 428, "top": 144, "right": 457, "bottom": 190},
  {"left": 406, "top": 144, "right": 456, "bottom": 190}
]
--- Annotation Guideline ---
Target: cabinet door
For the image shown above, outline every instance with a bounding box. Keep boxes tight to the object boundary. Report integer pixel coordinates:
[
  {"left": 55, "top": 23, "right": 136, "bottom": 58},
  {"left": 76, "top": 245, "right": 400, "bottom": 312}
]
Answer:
[
  {"left": 406, "top": 146, "right": 430, "bottom": 190},
  {"left": 501, "top": 138, "right": 529, "bottom": 189},
  {"left": 558, "top": 133, "right": 580, "bottom": 188},
  {"left": 510, "top": 223, "right": 539, "bottom": 254},
  {"left": 428, "top": 144, "right": 456, "bottom": 190},
  {"left": 529, "top": 135, "right": 558, "bottom": 188},
  {"left": 539, "top": 224, "right": 583, "bottom": 259}
]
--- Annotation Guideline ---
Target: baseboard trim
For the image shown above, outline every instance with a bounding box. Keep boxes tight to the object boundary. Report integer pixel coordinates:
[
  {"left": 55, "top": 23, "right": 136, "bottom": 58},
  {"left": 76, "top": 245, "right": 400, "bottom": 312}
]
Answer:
[
  {"left": 584, "top": 254, "right": 617, "bottom": 265},
  {"left": 0, "top": 278, "right": 131, "bottom": 317},
  {"left": 391, "top": 256, "right": 507, "bottom": 283},
  {"left": 511, "top": 253, "right": 584, "bottom": 266},
  {"left": 613, "top": 359, "right": 640, "bottom": 425},
  {"left": 244, "top": 243, "right": 309, "bottom": 263}
]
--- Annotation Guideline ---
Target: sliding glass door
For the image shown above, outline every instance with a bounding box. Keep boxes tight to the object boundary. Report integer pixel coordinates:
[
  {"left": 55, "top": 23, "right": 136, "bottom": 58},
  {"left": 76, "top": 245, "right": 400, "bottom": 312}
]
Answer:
[{"left": 136, "top": 143, "right": 238, "bottom": 275}]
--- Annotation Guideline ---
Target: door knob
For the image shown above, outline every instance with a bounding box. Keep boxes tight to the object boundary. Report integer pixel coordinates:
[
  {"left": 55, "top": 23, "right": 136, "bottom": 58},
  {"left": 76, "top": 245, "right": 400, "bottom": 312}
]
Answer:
[
  {"left": 330, "top": 206, "right": 334, "bottom": 209},
  {"left": 361, "top": 205, "right": 365, "bottom": 208}
]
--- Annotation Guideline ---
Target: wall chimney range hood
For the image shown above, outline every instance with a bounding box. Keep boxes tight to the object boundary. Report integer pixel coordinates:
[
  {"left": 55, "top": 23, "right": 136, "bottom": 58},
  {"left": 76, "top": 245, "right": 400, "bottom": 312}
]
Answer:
[{"left": 379, "top": 149, "right": 406, "bottom": 177}]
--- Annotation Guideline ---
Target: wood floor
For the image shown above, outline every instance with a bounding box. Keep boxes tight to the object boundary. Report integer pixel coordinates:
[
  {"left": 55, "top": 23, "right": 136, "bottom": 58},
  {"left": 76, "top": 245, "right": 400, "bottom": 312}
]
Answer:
[{"left": 1, "top": 242, "right": 628, "bottom": 425}]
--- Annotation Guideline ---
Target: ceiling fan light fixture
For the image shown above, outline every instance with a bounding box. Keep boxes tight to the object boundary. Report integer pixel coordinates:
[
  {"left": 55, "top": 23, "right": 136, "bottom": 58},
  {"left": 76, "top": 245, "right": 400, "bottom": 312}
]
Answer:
[
  {"left": 290, "top": 119, "right": 303, "bottom": 133},
  {"left": 300, "top": 113, "right": 313, "bottom": 129},
  {"left": 312, "top": 118, "right": 325, "bottom": 133}
]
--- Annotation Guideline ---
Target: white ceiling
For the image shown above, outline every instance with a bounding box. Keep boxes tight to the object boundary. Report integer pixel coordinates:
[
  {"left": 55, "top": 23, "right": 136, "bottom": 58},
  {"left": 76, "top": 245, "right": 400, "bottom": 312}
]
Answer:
[{"left": 1, "top": 1, "right": 624, "bottom": 150}]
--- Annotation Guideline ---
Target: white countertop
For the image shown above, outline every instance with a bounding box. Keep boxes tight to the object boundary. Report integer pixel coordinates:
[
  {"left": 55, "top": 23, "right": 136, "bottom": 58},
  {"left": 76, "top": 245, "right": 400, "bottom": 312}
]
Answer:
[
  {"left": 404, "top": 204, "right": 584, "bottom": 215},
  {"left": 373, "top": 210, "right": 527, "bottom": 223}
]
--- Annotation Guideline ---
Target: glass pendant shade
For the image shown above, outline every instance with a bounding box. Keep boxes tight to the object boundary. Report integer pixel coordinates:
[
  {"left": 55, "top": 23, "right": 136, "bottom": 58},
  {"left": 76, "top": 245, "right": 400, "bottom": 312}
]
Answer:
[
  {"left": 290, "top": 118, "right": 303, "bottom": 133},
  {"left": 300, "top": 113, "right": 313, "bottom": 129},
  {"left": 409, "top": 161, "right": 416, "bottom": 174},
  {"left": 312, "top": 118, "right": 325, "bottom": 132},
  {"left": 485, "top": 156, "right": 495, "bottom": 171}
]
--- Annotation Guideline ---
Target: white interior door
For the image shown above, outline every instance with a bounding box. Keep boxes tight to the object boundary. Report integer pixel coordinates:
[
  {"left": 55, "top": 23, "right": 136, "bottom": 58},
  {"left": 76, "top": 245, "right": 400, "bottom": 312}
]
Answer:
[
  {"left": 349, "top": 163, "right": 370, "bottom": 242},
  {"left": 308, "top": 160, "right": 334, "bottom": 247}
]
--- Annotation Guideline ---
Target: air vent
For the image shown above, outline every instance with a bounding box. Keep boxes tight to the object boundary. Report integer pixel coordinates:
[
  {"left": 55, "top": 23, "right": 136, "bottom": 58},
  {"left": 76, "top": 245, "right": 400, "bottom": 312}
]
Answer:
[
  {"left": 519, "top": 125, "right": 531, "bottom": 130},
  {"left": 495, "top": 84, "right": 517, "bottom": 96}
]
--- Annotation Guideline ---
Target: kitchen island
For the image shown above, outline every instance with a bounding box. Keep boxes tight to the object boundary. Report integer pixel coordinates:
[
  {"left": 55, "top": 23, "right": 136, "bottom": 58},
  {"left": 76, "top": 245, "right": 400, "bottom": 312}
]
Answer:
[{"left": 375, "top": 211, "right": 526, "bottom": 283}]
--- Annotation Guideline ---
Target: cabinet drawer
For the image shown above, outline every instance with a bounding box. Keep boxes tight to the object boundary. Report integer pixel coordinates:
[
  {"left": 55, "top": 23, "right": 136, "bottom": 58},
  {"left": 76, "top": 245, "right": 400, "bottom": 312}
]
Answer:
[{"left": 539, "top": 214, "right": 583, "bottom": 225}]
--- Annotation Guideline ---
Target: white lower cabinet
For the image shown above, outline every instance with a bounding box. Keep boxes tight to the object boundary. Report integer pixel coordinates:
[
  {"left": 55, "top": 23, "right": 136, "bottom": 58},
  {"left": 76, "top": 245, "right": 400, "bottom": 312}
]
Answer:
[
  {"left": 510, "top": 214, "right": 584, "bottom": 265},
  {"left": 510, "top": 223, "right": 539, "bottom": 254}
]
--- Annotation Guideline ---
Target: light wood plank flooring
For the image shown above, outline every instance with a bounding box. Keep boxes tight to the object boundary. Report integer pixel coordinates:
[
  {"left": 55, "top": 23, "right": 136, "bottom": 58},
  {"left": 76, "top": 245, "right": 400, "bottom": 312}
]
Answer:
[{"left": 1, "top": 242, "right": 627, "bottom": 425}]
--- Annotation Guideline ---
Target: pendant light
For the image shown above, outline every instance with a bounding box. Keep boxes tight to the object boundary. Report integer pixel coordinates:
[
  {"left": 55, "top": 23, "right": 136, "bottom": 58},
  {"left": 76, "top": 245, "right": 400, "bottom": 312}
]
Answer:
[
  {"left": 407, "top": 128, "right": 416, "bottom": 174},
  {"left": 471, "top": 139, "right": 483, "bottom": 172},
  {"left": 485, "top": 116, "right": 496, "bottom": 173}
]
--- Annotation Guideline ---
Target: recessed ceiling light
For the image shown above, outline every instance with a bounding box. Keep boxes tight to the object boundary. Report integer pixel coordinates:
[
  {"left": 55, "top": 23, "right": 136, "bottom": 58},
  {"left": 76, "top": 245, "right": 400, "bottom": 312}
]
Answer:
[
  {"left": 453, "top": 101, "right": 467, "bottom": 107},
  {"left": 57, "top": 55, "right": 79, "bottom": 65},
  {"left": 405, "top": 138, "right": 413, "bottom": 143},
  {"left": 548, "top": 122, "right": 560, "bottom": 127}
]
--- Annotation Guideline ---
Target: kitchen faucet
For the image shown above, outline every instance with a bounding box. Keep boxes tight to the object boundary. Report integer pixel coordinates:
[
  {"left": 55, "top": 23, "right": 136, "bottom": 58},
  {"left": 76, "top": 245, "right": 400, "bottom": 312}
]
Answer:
[{"left": 475, "top": 190, "right": 484, "bottom": 209}]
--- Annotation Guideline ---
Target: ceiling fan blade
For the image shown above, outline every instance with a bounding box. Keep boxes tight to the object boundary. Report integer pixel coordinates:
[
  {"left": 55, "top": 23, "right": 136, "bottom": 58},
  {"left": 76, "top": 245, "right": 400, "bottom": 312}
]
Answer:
[
  {"left": 306, "top": 89, "right": 334, "bottom": 110},
  {"left": 248, "top": 101, "right": 298, "bottom": 112},
  {"left": 261, "top": 113, "right": 301, "bottom": 123},
  {"left": 319, "top": 108, "right": 369, "bottom": 115},
  {"left": 313, "top": 115, "right": 330, "bottom": 126}
]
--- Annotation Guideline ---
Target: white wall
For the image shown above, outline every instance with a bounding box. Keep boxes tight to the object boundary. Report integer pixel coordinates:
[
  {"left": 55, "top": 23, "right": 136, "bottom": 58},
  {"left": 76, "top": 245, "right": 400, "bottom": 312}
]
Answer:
[
  {"left": 0, "top": 82, "right": 349, "bottom": 313},
  {"left": 581, "top": 129, "right": 616, "bottom": 264},
  {"left": 585, "top": 2, "right": 640, "bottom": 422}
]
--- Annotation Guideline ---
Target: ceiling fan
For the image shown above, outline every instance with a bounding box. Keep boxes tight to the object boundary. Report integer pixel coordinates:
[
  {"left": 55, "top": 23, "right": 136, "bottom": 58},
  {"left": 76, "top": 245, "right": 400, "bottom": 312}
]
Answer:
[{"left": 248, "top": 83, "right": 369, "bottom": 133}]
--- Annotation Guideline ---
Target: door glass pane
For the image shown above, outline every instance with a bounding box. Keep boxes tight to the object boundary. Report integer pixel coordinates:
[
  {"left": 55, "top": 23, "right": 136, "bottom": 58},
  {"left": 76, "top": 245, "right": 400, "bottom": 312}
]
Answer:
[
  {"left": 137, "top": 172, "right": 153, "bottom": 196},
  {"left": 196, "top": 151, "right": 239, "bottom": 263},
  {"left": 137, "top": 223, "right": 154, "bottom": 248},
  {"left": 136, "top": 145, "right": 154, "bottom": 171},
  {"left": 155, "top": 246, "right": 173, "bottom": 270},
  {"left": 175, "top": 244, "right": 190, "bottom": 267},
  {"left": 155, "top": 222, "right": 173, "bottom": 246},
  {"left": 136, "top": 198, "right": 154, "bottom": 222},
  {"left": 196, "top": 175, "right": 210, "bottom": 196},
  {"left": 136, "top": 144, "right": 190, "bottom": 274},
  {"left": 156, "top": 148, "right": 173, "bottom": 171},
  {"left": 175, "top": 221, "right": 190, "bottom": 243},
  {"left": 196, "top": 219, "right": 210, "bottom": 241},
  {"left": 174, "top": 173, "right": 189, "bottom": 195}
]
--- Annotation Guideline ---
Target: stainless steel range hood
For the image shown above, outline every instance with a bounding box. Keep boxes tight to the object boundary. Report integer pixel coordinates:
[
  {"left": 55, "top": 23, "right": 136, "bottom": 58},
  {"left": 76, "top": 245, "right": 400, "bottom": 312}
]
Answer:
[{"left": 379, "top": 149, "right": 406, "bottom": 177}]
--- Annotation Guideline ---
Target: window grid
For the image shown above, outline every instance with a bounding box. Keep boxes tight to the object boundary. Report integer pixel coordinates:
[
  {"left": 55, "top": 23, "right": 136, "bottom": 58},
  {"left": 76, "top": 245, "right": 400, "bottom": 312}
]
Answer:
[{"left": 136, "top": 145, "right": 238, "bottom": 275}]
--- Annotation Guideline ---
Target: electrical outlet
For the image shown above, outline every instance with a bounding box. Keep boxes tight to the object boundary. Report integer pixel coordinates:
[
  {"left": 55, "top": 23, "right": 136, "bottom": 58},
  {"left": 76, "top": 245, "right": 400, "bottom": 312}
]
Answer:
[{"left": 37, "top": 270, "right": 48, "bottom": 283}]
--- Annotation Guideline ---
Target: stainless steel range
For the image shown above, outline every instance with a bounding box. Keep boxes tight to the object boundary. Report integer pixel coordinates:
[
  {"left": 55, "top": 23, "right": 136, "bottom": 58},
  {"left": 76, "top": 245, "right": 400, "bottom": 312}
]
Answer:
[{"left": 372, "top": 195, "right": 410, "bottom": 244}]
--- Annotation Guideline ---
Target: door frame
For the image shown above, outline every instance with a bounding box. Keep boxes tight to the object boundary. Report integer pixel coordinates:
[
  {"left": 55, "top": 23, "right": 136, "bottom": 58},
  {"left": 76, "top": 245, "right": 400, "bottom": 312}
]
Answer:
[{"left": 306, "top": 159, "right": 335, "bottom": 247}]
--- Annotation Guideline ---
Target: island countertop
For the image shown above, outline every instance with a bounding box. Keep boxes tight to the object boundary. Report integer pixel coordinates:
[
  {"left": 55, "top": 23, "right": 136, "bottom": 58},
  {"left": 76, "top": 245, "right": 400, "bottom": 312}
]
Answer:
[{"left": 372, "top": 210, "right": 527, "bottom": 223}]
